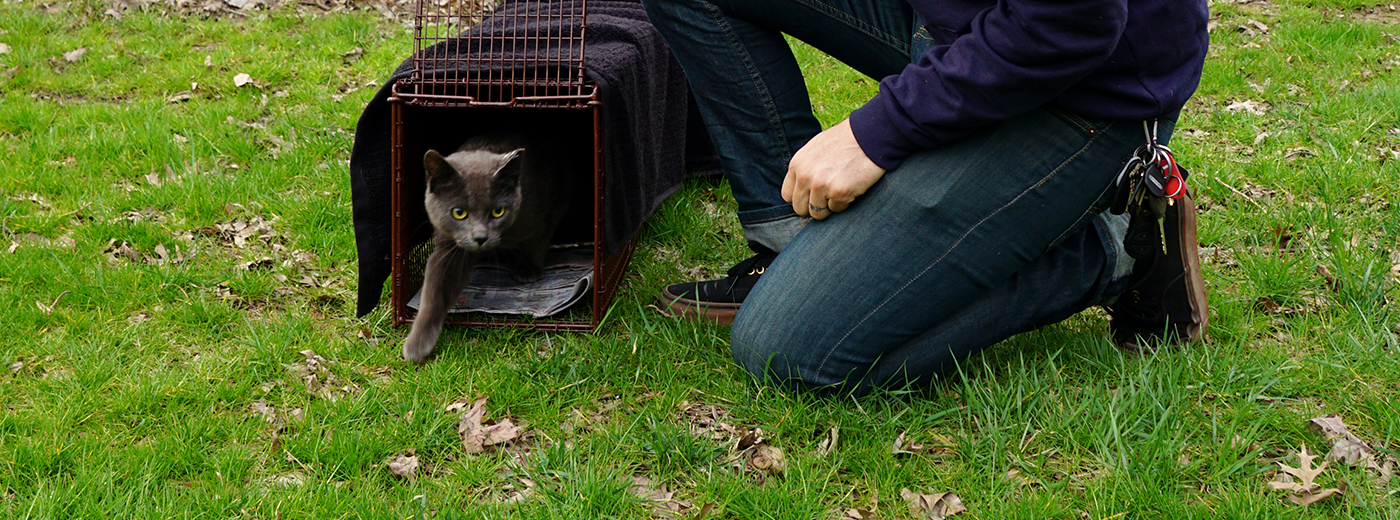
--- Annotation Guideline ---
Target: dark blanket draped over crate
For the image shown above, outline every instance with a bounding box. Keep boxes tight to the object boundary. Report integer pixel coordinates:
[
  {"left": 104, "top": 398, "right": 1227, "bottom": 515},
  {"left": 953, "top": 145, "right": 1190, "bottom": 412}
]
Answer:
[{"left": 350, "top": 0, "right": 717, "bottom": 317}]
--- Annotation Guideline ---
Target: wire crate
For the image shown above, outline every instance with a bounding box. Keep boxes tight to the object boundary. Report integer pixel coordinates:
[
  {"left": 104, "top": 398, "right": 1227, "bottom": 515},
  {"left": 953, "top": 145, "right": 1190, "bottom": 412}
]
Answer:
[{"left": 387, "top": 0, "right": 634, "bottom": 332}]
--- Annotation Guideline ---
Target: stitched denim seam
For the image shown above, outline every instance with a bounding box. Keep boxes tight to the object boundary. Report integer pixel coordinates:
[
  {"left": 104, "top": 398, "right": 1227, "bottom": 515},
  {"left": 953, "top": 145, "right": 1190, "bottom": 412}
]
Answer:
[
  {"left": 790, "top": 0, "right": 910, "bottom": 54},
  {"left": 704, "top": 1, "right": 795, "bottom": 161},
  {"left": 812, "top": 124, "right": 1111, "bottom": 377},
  {"left": 1047, "top": 107, "right": 1097, "bottom": 136}
]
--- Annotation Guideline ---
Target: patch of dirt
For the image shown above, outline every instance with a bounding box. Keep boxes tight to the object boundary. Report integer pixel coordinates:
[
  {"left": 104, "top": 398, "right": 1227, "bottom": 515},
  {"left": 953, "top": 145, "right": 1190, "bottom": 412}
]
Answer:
[
  {"left": 678, "top": 400, "right": 740, "bottom": 442},
  {"left": 628, "top": 475, "right": 702, "bottom": 518},
  {"left": 287, "top": 349, "right": 361, "bottom": 402},
  {"left": 168, "top": 206, "right": 346, "bottom": 303},
  {"left": 560, "top": 394, "right": 623, "bottom": 435},
  {"left": 1351, "top": 4, "right": 1400, "bottom": 24},
  {"left": 26, "top": 89, "right": 132, "bottom": 105}
]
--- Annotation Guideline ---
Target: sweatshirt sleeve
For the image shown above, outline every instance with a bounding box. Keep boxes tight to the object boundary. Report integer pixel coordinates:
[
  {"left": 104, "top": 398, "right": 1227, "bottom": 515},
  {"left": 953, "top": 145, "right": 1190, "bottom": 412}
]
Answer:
[{"left": 849, "top": 0, "right": 1129, "bottom": 170}]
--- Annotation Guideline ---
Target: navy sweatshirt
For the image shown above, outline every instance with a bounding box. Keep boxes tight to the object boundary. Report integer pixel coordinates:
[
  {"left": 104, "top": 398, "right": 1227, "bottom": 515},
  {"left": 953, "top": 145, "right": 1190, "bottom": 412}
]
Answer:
[{"left": 848, "top": 0, "right": 1209, "bottom": 170}]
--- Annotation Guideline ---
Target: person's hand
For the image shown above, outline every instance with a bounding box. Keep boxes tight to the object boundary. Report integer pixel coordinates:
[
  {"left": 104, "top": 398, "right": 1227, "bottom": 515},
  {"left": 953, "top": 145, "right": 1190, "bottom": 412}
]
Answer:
[{"left": 781, "top": 119, "right": 886, "bottom": 220}]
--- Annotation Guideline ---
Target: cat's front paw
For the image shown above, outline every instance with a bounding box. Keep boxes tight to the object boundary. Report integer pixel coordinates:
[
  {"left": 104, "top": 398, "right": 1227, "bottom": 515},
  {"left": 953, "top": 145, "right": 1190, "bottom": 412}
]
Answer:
[{"left": 402, "top": 333, "right": 437, "bottom": 364}]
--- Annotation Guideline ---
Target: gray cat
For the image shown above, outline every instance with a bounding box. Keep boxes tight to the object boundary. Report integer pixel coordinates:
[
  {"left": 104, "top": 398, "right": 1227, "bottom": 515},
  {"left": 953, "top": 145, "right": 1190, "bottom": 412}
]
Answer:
[{"left": 402, "top": 132, "right": 572, "bottom": 363}]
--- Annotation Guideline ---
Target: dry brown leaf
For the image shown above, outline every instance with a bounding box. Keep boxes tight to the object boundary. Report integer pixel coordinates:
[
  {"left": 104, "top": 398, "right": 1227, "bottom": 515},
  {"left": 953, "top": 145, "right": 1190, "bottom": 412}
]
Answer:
[
  {"left": 1253, "top": 296, "right": 1320, "bottom": 317},
  {"left": 1270, "top": 444, "right": 1342, "bottom": 506},
  {"left": 1315, "top": 265, "right": 1341, "bottom": 292},
  {"left": 456, "top": 395, "right": 524, "bottom": 454},
  {"left": 233, "top": 73, "right": 252, "bottom": 87},
  {"left": 817, "top": 425, "right": 839, "bottom": 458},
  {"left": 1284, "top": 147, "right": 1318, "bottom": 160},
  {"left": 498, "top": 475, "right": 540, "bottom": 503},
  {"left": 628, "top": 474, "right": 697, "bottom": 516},
  {"left": 242, "top": 257, "right": 274, "bottom": 270},
  {"left": 151, "top": 243, "right": 172, "bottom": 265},
  {"left": 1289, "top": 486, "right": 1342, "bottom": 506},
  {"left": 1005, "top": 468, "right": 1036, "bottom": 488},
  {"left": 731, "top": 428, "right": 785, "bottom": 480},
  {"left": 103, "top": 240, "right": 141, "bottom": 264},
  {"left": 750, "top": 444, "right": 785, "bottom": 473},
  {"left": 843, "top": 508, "right": 882, "bottom": 520},
  {"left": 629, "top": 475, "right": 673, "bottom": 502},
  {"left": 0, "top": 43, "right": 10, "bottom": 54},
  {"left": 8, "top": 361, "right": 22, "bottom": 372},
  {"left": 501, "top": 486, "right": 536, "bottom": 504},
  {"left": 62, "top": 47, "right": 86, "bottom": 62},
  {"left": 900, "top": 488, "right": 966, "bottom": 520},
  {"left": 892, "top": 431, "right": 925, "bottom": 458},
  {"left": 288, "top": 349, "right": 360, "bottom": 401},
  {"left": 445, "top": 398, "right": 471, "bottom": 414},
  {"left": 268, "top": 471, "right": 305, "bottom": 487},
  {"left": 1309, "top": 415, "right": 1375, "bottom": 465},
  {"left": 1278, "top": 445, "right": 1328, "bottom": 486},
  {"left": 680, "top": 400, "right": 739, "bottom": 441},
  {"left": 481, "top": 419, "right": 522, "bottom": 447},
  {"left": 1309, "top": 414, "right": 1398, "bottom": 481},
  {"left": 250, "top": 399, "right": 278, "bottom": 424},
  {"left": 1226, "top": 99, "right": 1270, "bottom": 115},
  {"left": 387, "top": 452, "right": 419, "bottom": 479},
  {"left": 341, "top": 47, "right": 364, "bottom": 64}
]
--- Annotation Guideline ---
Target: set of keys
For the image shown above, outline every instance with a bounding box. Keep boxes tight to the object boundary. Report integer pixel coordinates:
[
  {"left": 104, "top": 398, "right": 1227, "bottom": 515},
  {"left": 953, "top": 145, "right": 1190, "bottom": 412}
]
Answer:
[{"left": 1110, "top": 120, "right": 1191, "bottom": 259}]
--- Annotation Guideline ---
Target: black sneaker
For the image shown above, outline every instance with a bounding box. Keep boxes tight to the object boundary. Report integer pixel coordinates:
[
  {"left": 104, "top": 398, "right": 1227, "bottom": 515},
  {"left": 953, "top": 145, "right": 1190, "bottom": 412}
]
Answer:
[
  {"left": 657, "top": 243, "right": 777, "bottom": 325},
  {"left": 1106, "top": 190, "right": 1209, "bottom": 353}
]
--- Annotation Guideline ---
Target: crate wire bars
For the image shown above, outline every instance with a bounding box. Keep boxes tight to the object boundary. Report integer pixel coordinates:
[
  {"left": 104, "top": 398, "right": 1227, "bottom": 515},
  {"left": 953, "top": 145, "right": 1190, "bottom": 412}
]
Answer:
[
  {"left": 387, "top": 0, "right": 636, "bottom": 332},
  {"left": 395, "top": 0, "right": 594, "bottom": 108}
]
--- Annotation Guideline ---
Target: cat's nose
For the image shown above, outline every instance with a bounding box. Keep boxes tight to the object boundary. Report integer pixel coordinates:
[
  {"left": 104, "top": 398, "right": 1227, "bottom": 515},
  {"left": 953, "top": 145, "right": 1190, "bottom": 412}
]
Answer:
[{"left": 473, "top": 236, "right": 487, "bottom": 246}]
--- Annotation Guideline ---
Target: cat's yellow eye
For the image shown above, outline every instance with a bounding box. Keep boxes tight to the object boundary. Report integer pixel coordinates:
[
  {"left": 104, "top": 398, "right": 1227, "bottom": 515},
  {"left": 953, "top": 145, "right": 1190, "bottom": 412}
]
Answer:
[
  {"left": 490, "top": 207, "right": 506, "bottom": 218},
  {"left": 451, "top": 207, "right": 467, "bottom": 220}
]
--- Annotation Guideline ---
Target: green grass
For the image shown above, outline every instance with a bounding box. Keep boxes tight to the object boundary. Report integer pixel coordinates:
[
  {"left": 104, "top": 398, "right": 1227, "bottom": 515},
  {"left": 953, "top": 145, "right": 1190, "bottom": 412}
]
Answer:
[{"left": 1, "top": 0, "right": 1399, "bottom": 518}]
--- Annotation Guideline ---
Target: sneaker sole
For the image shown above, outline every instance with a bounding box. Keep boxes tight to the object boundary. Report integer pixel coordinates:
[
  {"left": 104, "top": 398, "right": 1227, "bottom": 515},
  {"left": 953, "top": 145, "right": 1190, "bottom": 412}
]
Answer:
[
  {"left": 657, "top": 287, "right": 740, "bottom": 326},
  {"left": 1176, "top": 189, "right": 1209, "bottom": 343}
]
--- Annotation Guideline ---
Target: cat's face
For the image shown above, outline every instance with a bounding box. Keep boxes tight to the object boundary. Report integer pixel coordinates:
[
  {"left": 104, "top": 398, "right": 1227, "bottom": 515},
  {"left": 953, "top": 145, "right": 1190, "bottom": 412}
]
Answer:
[{"left": 423, "top": 147, "right": 525, "bottom": 252}]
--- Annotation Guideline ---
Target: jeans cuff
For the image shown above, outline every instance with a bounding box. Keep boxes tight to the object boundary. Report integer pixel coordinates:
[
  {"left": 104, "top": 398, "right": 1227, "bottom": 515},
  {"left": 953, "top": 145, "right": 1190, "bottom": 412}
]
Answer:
[{"left": 739, "top": 210, "right": 804, "bottom": 253}]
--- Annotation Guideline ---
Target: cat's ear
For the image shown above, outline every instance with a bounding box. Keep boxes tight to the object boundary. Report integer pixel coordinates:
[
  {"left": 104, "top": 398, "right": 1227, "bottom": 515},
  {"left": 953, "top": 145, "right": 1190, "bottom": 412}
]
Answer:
[
  {"left": 493, "top": 148, "right": 526, "bottom": 177},
  {"left": 424, "top": 149, "right": 460, "bottom": 193}
]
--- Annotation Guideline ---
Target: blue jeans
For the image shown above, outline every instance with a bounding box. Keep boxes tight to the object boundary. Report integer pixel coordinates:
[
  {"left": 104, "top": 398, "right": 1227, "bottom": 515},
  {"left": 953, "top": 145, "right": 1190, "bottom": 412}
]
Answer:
[{"left": 642, "top": 0, "right": 1169, "bottom": 396}]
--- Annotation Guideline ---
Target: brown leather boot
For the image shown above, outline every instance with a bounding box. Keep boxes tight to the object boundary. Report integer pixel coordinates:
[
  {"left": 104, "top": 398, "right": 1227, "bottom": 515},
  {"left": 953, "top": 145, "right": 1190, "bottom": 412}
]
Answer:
[{"left": 1106, "top": 190, "right": 1208, "bottom": 352}]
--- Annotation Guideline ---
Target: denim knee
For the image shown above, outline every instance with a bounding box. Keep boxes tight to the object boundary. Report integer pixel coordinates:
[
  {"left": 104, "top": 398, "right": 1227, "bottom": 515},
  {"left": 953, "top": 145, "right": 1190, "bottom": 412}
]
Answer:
[
  {"left": 729, "top": 302, "right": 830, "bottom": 390},
  {"left": 728, "top": 308, "right": 772, "bottom": 382}
]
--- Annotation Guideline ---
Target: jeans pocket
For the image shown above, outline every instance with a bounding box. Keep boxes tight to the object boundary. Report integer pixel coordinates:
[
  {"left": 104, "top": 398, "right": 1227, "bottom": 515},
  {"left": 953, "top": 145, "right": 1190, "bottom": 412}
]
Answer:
[
  {"left": 1046, "top": 106, "right": 1108, "bottom": 138},
  {"left": 910, "top": 26, "right": 937, "bottom": 60}
]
